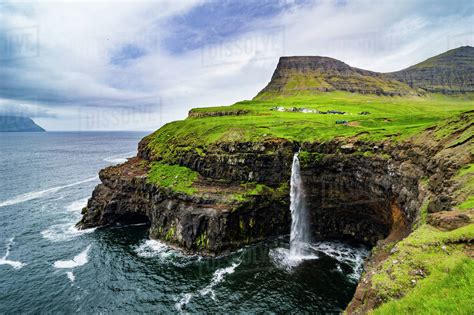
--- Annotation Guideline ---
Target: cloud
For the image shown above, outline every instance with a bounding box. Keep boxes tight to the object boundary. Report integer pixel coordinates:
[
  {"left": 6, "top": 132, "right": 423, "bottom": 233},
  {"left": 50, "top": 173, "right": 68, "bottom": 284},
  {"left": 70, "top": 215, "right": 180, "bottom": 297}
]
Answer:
[
  {"left": 0, "top": 0, "right": 472, "bottom": 130},
  {"left": 0, "top": 99, "right": 56, "bottom": 118}
]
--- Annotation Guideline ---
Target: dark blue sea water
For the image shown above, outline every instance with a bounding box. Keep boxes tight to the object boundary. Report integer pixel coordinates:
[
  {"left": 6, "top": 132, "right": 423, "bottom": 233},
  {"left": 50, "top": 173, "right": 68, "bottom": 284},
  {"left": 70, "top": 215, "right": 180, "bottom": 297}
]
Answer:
[{"left": 0, "top": 132, "right": 368, "bottom": 313}]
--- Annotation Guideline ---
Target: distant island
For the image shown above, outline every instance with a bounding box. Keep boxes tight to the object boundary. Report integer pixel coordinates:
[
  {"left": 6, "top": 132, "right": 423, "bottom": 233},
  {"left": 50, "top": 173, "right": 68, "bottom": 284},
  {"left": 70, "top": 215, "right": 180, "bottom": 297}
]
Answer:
[{"left": 0, "top": 116, "right": 45, "bottom": 132}]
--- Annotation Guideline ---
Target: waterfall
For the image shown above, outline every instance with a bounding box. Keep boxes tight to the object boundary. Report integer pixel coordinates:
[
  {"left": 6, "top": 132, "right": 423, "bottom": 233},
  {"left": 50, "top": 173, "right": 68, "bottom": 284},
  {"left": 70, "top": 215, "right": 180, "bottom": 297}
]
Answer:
[{"left": 289, "top": 152, "right": 311, "bottom": 258}]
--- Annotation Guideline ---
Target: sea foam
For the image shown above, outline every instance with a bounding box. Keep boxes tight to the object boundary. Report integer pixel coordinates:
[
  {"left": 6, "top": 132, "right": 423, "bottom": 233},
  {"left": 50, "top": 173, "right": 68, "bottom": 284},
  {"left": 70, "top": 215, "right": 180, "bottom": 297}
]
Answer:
[
  {"left": 0, "top": 177, "right": 98, "bottom": 208},
  {"left": 41, "top": 223, "right": 96, "bottom": 243},
  {"left": 135, "top": 239, "right": 175, "bottom": 259},
  {"left": 41, "top": 198, "right": 95, "bottom": 242},
  {"left": 0, "top": 238, "right": 26, "bottom": 270},
  {"left": 103, "top": 151, "right": 135, "bottom": 164},
  {"left": 199, "top": 260, "right": 241, "bottom": 300},
  {"left": 54, "top": 245, "right": 91, "bottom": 269},
  {"left": 175, "top": 259, "right": 241, "bottom": 311}
]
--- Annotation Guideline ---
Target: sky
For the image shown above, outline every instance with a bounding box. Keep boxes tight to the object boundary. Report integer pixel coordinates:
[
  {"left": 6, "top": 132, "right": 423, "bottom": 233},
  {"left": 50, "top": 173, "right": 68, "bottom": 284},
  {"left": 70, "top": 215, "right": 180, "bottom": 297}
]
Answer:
[{"left": 0, "top": 0, "right": 472, "bottom": 131}]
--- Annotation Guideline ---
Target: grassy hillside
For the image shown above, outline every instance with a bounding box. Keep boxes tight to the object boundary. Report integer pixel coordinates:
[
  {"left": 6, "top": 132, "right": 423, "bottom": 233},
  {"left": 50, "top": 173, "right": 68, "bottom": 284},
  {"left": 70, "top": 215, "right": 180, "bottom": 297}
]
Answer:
[
  {"left": 145, "top": 92, "right": 473, "bottom": 160},
  {"left": 371, "top": 222, "right": 474, "bottom": 315},
  {"left": 387, "top": 46, "right": 474, "bottom": 93}
]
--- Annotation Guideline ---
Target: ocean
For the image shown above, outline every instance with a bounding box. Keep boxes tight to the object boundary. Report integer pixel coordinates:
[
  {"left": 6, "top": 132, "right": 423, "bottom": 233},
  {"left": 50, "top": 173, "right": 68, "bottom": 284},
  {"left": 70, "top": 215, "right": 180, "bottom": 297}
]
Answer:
[{"left": 0, "top": 132, "right": 368, "bottom": 313}]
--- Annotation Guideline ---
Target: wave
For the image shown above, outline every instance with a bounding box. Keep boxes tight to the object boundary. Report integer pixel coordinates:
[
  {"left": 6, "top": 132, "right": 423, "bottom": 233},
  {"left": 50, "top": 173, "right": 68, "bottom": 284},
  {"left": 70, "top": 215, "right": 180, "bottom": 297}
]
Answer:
[
  {"left": 53, "top": 245, "right": 91, "bottom": 269},
  {"left": 66, "top": 198, "right": 89, "bottom": 212},
  {"left": 66, "top": 271, "right": 75, "bottom": 282},
  {"left": 0, "top": 238, "right": 26, "bottom": 270},
  {"left": 134, "top": 239, "right": 201, "bottom": 268},
  {"left": 0, "top": 177, "right": 98, "bottom": 208},
  {"left": 270, "top": 240, "right": 368, "bottom": 278},
  {"left": 175, "top": 293, "right": 193, "bottom": 313},
  {"left": 175, "top": 260, "right": 241, "bottom": 311},
  {"left": 42, "top": 199, "right": 95, "bottom": 243},
  {"left": 103, "top": 151, "right": 135, "bottom": 164},
  {"left": 199, "top": 260, "right": 241, "bottom": 300},
  {"left": 135, "top": 239, "right": 173, "bottom": 258},
  {"left": 309, "top": 241, "right": 369, "bottom": 281},
  {"left": 41, "top": 223, "right": 96, "bottom": 243}
]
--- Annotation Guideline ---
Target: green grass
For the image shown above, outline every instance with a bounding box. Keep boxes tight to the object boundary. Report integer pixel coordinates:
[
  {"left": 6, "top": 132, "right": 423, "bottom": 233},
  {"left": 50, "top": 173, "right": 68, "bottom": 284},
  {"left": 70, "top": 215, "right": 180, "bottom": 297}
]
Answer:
[
  {"left": 144, "top": 92, "right": 474, "bottom": 162},
  {"left": 372, "top": 256, "right": 474, "bottom": 315},
  {"left": 231, "top": 182, "right": 286, "bottom": 204},
  {"left": 147, "top": 162, "right": 199, "bottom": 195},
  {"left": 454, "top": 164, "right": 474, "bottom": 210},
  {"left": 370, "top": 223, "right": 474, "bottom": 314}
]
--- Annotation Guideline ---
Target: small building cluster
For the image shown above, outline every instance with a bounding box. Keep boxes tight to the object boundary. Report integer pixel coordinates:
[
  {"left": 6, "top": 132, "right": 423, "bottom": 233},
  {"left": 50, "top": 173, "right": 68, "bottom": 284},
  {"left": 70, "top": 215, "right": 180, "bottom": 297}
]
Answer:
[{"left": 270, "top": 107, "right": 346, "bottom": 115}]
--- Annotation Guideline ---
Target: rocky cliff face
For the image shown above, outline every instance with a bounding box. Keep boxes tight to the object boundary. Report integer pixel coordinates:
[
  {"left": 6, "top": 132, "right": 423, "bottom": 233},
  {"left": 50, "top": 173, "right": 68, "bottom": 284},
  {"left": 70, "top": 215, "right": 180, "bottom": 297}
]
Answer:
[
  {"left": 387, "top": 46, "right": 474, "bottom": 94},
  {"left": 79, "top": 157, "right": 291, "bottom": 256}
]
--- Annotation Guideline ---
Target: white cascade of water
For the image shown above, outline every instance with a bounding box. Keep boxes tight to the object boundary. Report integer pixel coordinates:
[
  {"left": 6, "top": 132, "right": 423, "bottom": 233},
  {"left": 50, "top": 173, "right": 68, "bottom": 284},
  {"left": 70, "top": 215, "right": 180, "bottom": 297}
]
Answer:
[{"left": 289, "top": 152, "right": 311, "bottom": 258}]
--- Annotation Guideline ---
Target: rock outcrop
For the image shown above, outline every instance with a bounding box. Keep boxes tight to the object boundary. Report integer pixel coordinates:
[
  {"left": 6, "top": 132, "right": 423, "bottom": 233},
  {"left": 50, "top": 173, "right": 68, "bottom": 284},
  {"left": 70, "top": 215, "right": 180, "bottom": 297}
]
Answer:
[{"left": 79, "top": 158, "right": 291, "bottom": 256}]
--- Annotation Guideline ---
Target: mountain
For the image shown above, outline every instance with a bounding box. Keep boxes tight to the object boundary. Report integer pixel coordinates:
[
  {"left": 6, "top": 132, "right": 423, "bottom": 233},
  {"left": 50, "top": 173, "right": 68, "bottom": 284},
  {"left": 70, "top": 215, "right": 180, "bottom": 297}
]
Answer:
[
  {"left": 255, "top": 56, "right": 417, "bottom": 98},
  {"left": 386, "top": 46, "right": 474, "bottom": 93},
  {"left": 0, "top": 116, "right": 45, "bottom": 132},
  {"left": 256, "top": 46, "right": 474, "bottom": 98}
]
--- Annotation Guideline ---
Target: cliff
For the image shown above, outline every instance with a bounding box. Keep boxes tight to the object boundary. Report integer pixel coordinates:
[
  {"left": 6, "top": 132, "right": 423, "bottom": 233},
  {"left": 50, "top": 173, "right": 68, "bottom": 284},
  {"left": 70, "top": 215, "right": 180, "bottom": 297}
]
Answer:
[
  {"left": 78, "top": 47, "right": 473, "bottom": 313},
  {"left": 0, "top": 116, "right": 45, "bottom": 132},
  {"left": 255, "top": 56, "right": 417, "bottom": 98}
]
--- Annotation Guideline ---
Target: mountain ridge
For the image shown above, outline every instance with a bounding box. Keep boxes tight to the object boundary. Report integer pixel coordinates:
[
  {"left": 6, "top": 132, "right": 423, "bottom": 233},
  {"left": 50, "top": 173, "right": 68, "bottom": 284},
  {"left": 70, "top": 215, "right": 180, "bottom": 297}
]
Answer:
[
  {"left": 386, "top": 46, "right": 474, "bottom": 93},
  {"left": 255, "top": 55, "right": 417, "bottom": 98},
  {"left": 256, "top": 46, "right": 473, "bottom": 98}
]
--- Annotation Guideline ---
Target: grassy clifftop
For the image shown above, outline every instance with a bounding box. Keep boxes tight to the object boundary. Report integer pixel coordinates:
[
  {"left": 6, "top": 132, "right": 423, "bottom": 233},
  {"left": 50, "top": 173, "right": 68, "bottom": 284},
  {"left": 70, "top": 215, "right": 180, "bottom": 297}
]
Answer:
[{"left": 144, "top": 92, "right": 473, "bottom": 161}]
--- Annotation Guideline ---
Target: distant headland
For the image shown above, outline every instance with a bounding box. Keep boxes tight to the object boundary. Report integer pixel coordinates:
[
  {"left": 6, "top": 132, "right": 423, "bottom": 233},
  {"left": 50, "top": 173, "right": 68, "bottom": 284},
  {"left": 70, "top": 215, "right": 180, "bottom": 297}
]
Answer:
[{"left": 0, "top": 115, "right": 45, "bottom": 132}]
